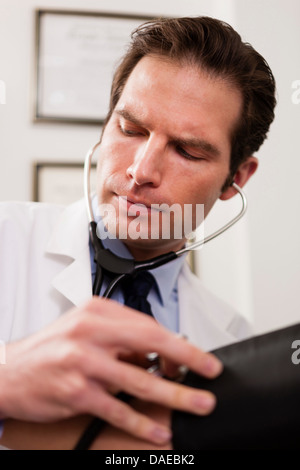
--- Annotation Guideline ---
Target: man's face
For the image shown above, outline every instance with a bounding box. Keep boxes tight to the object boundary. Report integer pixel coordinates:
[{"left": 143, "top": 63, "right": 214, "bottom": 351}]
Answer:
[{"left": 96, "top": 55, "right": 243, "bottom": 259}]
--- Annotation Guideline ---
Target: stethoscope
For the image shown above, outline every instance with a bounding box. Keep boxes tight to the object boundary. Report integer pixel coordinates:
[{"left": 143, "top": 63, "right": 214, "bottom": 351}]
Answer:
[
  {"left": 74, "top": 141, "right": 248, "bottom": 449},
  {"left": 84, "top": 141, "right": 248, "bottom": 299}
]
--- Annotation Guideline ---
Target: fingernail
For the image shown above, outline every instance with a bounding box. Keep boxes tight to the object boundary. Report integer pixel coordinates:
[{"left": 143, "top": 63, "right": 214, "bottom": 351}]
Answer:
[
  {"left": 192, "top": 393, "right": 216, "bottom": 412},
  {"left": 151, "top": 427, "right": 172, "bottom": 444},
  {"left": 203, "top": 354, "right": 223, "bottom": 376}
]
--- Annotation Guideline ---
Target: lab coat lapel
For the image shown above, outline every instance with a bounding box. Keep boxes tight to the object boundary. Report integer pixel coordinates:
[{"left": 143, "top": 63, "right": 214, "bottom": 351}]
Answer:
[
  {"left": 178, "top": 265, "right": 208, "bottom": 348},
  {"left": 178, "top": 263, "right": 237, "bottom": 351},
  {"left": 46, "top": 199, "right": 93, "bottom": 307}
]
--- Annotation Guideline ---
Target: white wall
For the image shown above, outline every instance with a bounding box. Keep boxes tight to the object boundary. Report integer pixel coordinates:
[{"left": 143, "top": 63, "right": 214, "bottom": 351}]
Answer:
[
  {"left": 195, "top": 0, "right": 300, "bottom": 334},
  {"left": 0, "top": 0, "right": 299, "bottom": 335},
  {"left": 233, "top": 0, "right": 300, "bottom": 333}
]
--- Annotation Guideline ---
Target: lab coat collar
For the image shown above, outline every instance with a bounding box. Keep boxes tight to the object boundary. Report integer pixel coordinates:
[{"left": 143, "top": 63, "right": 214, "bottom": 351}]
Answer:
[{"left": 46, "top": 199, "right": 92, "bottom": 306}]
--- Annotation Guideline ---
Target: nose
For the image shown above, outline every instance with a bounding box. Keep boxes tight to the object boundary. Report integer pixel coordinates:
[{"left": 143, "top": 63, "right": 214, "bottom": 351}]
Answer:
[{"left": 126, "top": 135, "right": 165, "bottom": 187}]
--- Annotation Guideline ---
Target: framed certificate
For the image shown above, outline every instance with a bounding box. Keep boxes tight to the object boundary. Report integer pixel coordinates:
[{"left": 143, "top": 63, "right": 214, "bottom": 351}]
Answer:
[
  {"left": 33, "top": 161, "right": 97, "bottom": 205},
  {"left": 34, "top": 10, "right": 153, "bottom": 124}
]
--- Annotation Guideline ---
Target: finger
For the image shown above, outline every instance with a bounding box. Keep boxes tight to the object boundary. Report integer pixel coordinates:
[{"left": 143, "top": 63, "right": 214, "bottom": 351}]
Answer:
[
  {"left": 88, "top": 355, "right": 216, "bottom": 416},
  {"left": 160, "top": 333, "right": 188, "bottom": 379},
  {"left": 93, "top": 315, "right": 223, "bottom": 379},
  {"left": 81, "top": 298, "right": 223, "bottom": 378},
  {"left": 82, "top": 385, "right": 172, "bottom": 446}
]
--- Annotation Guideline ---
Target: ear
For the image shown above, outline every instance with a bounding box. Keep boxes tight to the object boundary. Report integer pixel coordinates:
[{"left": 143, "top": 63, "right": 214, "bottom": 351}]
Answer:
[{"left": 219, "top": 156, "right": 258, "bottom": 201}]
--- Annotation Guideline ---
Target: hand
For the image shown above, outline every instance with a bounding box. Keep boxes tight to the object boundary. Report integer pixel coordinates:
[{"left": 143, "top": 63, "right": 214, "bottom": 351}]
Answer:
[{"left": 0, "top": 297, "right": 222, "bottom": 445}]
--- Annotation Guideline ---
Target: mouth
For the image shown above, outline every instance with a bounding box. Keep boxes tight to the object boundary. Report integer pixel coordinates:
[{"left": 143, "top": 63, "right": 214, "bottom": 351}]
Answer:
[{"left": 117, "top": 195, "right": 166, "bottom": 216}]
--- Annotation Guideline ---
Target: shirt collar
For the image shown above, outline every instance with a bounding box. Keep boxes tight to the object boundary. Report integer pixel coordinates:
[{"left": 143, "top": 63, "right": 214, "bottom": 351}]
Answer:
[{"left": 91, "top": 196, "right": 188, "bottom": 306}]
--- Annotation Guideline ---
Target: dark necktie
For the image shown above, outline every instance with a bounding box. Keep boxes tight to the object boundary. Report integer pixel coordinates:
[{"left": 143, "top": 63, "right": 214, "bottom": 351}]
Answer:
[{"left": 121, "top": 271, "right": 156, "bottom": 317}]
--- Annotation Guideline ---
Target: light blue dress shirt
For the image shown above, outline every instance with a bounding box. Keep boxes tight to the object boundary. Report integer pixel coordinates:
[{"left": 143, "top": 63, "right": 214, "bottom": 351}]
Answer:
[{"left": 89, "top": 196, "right": 188, "bottom": 333}]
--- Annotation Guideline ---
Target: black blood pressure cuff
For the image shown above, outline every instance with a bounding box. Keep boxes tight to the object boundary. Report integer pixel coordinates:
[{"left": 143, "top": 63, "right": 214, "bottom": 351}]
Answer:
[{"left": 172, "top": 323, "right": 300, "bottom": 450}]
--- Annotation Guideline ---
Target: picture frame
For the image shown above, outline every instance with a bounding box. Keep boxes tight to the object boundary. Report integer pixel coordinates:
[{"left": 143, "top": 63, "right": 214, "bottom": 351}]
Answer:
[
  {"left": 34, "top": 9, "right": 153, "bottom": 124},
  {"left": 33, "top": 161, "right": 97, "bottom": 205}
]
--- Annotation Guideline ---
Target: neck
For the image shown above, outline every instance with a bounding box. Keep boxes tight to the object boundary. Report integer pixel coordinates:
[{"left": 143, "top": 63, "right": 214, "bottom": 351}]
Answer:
[{"left": 122, "top": 239, "right": 186, "bottom": 261}]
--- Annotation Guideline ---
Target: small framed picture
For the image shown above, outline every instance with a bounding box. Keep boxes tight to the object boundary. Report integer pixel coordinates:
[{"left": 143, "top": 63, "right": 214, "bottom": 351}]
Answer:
[
  {"left": 34, "top": 9, "right": 153, "bottom": 124},
  {"left": 33, "top": 161, "right": 97, "bottom": 205}
]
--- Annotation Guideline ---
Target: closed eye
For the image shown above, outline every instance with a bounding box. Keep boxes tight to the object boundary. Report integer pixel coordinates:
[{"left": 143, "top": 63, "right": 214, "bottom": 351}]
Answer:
[
  {"left": 118, "top": 120, "right": 146, "bottom": 138},
  {"left": 119, "top": 125, "right": 137, "bottom": 136},
  {"left": 175, "top": 145, "right": 202, "bottom": 161}
]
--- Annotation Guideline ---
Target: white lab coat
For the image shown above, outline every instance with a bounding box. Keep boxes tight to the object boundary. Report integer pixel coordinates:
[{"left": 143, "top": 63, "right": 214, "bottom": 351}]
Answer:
[{"left": 0, "top": 199, "right": 251, "bottom": 350}]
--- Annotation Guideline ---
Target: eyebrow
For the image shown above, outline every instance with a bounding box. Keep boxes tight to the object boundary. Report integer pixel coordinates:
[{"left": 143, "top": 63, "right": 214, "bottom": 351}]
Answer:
[
  {"left": 115, "top": 107, "right": 221, "bottom": 158},
  {"left": 116, "top": 108, "right": 143, "bottom": 128}
]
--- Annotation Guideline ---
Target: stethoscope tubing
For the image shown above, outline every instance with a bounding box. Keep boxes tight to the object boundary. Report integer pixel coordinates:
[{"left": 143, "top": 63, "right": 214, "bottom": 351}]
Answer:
[{"left": 84, "top": 141, "right": 247, "bottom": 257}]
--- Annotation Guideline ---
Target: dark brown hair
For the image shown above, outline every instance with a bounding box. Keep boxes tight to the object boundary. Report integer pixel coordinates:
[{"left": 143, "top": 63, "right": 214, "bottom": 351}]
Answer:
[{"left": 104, "top": 16, "right": 276, "bottom": 185}]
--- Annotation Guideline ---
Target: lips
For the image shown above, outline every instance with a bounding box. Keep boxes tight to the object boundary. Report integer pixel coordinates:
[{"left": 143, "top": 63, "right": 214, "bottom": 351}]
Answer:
[
  {"left": 122, "top": 196, "right": 151, "bottom": 208},
  {"left": 119, "top": 196, "right": 152, "bottom": 216},
  {"left": 117, "top": 195, "right": 166, "bottom": 215}
]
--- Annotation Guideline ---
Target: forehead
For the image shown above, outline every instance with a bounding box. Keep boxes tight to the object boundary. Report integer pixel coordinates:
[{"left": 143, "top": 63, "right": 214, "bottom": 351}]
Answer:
[{"left": 116, "top": 55, "right": 242, "bottom": 156}]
